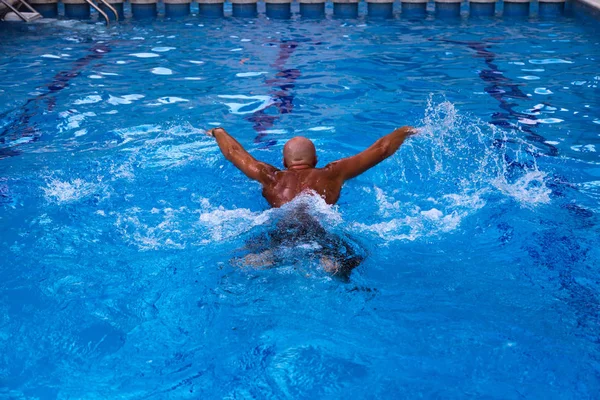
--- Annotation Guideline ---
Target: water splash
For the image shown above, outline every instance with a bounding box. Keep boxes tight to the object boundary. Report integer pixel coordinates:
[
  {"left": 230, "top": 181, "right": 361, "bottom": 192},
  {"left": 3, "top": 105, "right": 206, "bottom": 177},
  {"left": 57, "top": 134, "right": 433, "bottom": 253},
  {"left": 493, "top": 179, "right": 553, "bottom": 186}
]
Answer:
[
  {"left": 113, "top": 193, "right": 343, "bottom": 250},
  {"left": 110, "top": 122, "right": 217, "bottom": 174},
  {"left": 354, "top": 97, "right": 550, "bottom": 242},
  {"left": 196, "top": 193, "right": 343, "bottom": 245},
  {"left": 43, "top": 103, "right": 550, "bottom": 248},
  {"left": 42, "top": 176, "right": 106, "bottom": 204}
]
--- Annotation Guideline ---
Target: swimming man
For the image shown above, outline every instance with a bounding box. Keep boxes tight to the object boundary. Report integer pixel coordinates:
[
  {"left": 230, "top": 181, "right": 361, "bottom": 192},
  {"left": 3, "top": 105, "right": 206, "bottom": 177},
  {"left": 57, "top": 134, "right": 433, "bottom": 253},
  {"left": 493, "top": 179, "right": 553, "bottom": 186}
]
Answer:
[
  {"left": 206, "top": 126, "right": 416, "bottom": 278},
  {"left": 206, "top": 126, "right": 416, "bottom": 207}
]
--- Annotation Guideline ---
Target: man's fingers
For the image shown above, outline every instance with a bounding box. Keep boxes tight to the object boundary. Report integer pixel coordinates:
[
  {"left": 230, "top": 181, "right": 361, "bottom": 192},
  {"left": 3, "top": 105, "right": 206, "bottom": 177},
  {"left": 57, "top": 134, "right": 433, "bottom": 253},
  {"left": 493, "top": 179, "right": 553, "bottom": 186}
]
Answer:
[
  {"left": 205, "top": 127, "right": 224, "bottom": 137},
  {"left": 403, "top": 126, "right": 419, "bottom": 136}
]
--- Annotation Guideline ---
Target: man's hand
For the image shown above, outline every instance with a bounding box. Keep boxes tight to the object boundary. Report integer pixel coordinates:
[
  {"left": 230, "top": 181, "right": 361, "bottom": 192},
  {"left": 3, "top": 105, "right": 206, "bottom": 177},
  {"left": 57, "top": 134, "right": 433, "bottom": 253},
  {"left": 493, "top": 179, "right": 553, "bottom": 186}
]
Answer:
[
  {"left": 396, "top": 126, "right": 419, "bottom": 137},
  {"left": 205, "top": 127, "right": 224, "bottom": 137}
]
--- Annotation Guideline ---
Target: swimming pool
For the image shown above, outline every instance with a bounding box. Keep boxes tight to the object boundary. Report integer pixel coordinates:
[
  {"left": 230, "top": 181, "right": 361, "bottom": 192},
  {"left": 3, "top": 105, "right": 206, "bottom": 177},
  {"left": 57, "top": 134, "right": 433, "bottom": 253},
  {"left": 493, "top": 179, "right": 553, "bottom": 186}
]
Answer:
[{"left": 1, "top": 14, "right": 599, "bottom": 398}]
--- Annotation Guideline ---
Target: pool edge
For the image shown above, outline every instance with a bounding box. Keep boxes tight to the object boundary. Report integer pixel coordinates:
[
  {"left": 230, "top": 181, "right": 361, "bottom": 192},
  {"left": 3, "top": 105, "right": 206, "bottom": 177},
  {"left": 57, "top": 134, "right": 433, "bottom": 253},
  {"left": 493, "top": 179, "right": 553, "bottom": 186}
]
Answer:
[{"left": 571, "top": 0, "right": 600, "bottom": 18}]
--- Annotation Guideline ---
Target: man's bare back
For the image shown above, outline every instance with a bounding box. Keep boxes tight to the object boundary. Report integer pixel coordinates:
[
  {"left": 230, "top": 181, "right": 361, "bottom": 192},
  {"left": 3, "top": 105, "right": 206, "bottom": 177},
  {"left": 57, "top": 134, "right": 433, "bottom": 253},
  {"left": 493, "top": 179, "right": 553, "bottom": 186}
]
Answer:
[
  {"left": 206, "top": 126, "right": 416, "bottom": 207},
  {"left": 260, "top": 167, "right": 341, "bottom": 207}
]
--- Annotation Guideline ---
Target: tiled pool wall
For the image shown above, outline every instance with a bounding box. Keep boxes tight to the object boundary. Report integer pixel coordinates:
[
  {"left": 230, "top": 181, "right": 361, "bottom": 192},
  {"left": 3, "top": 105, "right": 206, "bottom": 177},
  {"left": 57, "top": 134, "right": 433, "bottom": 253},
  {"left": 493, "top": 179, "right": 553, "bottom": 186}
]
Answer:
[{"left": 17, "top": 0, "right": 600, "bottom": 20}]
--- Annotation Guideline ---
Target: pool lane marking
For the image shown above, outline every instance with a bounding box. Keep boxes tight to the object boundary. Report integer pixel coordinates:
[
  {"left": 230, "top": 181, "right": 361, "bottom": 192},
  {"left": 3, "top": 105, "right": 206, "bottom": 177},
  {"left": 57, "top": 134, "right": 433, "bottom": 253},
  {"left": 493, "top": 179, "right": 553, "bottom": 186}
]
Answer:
[
  {"left": 440, "top": 39, "right": 558, "bottom": 157},
  {"left": 0, "top": 43, "right": 112, "bottom": 159},
  {"left": 245, "top": 39, "right": 303, "bottom": 148}
]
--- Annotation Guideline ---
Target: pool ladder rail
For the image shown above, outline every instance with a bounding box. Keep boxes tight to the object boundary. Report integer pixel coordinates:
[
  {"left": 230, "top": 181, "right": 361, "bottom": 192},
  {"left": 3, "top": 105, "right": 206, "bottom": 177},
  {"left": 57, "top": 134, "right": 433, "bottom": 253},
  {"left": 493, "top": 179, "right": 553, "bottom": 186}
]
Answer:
[
  {"left": 83, "top": 0, "right": 118, "bottom": 25},
  {"left": 0, "top": 0, "right": 117, "bottom": 24},
  {"left": 0, "top": 0, "right": 42, "bottom": 21}
]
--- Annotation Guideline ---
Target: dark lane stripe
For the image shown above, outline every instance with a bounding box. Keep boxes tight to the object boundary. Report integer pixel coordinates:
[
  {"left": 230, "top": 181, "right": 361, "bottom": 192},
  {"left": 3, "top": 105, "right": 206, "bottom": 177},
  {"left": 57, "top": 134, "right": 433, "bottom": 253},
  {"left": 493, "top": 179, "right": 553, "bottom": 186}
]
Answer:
[
  {"left": 442, "top": 39, "right": 558, "bottom": 157},
  {"left": 246, "top": 40, "right": 301, "bottom": 148},
  {"left": 0, "top": 43, "right": 111, "bottom": 159}
]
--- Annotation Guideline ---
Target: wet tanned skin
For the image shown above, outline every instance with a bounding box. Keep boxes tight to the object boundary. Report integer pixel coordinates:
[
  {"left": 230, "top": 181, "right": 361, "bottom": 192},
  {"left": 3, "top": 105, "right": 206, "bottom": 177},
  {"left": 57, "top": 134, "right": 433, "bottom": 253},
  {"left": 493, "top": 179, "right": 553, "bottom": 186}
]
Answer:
[{"left": 206, "top": 126, "right": 416, "bottom": 208}]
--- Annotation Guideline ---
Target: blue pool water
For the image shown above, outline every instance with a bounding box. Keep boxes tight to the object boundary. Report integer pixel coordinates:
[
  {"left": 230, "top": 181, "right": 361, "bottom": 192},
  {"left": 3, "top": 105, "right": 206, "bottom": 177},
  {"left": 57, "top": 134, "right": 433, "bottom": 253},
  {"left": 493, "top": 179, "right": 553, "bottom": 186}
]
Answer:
[{"left": 1, "top": 14, "right": 600, "bottom": 399}]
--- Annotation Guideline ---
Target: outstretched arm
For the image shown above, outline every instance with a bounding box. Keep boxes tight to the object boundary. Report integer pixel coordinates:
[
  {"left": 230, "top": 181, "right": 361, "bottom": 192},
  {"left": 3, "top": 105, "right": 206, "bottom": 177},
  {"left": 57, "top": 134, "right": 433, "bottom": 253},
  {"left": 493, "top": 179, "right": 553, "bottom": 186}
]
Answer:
[
  {"left": 207, "top": 127, "right": 278, "bottom": 183},
  {"left": 326, "top": 126, "right": 417, "bottom": 181}
]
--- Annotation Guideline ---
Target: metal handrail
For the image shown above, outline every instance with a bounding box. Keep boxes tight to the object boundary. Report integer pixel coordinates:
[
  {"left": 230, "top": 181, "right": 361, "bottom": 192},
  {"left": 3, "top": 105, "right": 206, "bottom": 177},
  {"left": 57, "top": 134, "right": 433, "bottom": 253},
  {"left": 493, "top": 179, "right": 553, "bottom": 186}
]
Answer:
[
  {"left": 0, "top": 0, "right": 26, "bottom": 20},
  {"left": 0, "top": 0, "right": 39, "bottom": 21},
  {"left": 83, "top": 0, "right": 110, "bottom": 26},
  {"left": 15, "top": 0, "right": 37, "bottom": 13},
  {"left": 96, "top": 0, "right": 118, "bottom": 21}
]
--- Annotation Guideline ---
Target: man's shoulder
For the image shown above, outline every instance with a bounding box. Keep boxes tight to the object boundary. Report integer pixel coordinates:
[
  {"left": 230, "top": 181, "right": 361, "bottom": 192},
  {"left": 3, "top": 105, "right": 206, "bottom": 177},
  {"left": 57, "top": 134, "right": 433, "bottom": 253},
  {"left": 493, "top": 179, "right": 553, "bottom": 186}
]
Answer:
[{"left": 276, "top": 166, "right": 336, "bottom": 175}]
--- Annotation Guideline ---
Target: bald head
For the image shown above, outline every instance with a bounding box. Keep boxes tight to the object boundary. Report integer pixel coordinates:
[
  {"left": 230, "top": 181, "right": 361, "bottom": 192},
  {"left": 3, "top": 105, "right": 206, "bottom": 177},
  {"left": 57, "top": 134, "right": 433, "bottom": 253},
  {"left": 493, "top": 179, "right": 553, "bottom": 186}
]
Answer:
[{"left": 283, "top": 136, "right": 317, "bottom": 169}]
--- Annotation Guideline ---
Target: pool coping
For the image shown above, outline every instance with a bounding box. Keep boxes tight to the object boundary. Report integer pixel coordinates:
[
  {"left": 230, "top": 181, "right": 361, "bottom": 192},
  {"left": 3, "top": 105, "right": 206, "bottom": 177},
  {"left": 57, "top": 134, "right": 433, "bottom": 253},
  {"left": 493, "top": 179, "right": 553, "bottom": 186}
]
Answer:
[
  {"left": 571, "top": 0, "right": 600, "bottom": 17},
  {"left": 3, "top": 0, "right": 600, "bottom": 21}
]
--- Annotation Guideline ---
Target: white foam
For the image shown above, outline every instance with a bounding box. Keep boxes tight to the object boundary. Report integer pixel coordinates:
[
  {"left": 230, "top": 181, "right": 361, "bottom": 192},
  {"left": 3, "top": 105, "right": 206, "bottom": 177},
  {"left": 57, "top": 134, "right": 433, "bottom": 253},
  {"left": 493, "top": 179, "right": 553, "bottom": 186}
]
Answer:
[
  {"left": 534, "top": 88, "right": 553, "bottom": 95},
  {"left": 129, "top": 53, "right": 160, "bottom": 58},
  {"left": 380, "top": 98, "right": 552, "bottom": 233},
  {"left": 188, "top": 60, "right": 204, "bottom": 65},
  {"left": 42, "top": 177, "right": 100, "bottom": 204},
  {"left": 89, "top": 75, "right": 103, "bottom": 79},
  {"left": 236, "top": 71, "right": 268, "bottom": 78},
  {"left": 41, "top": 54, "right": 61, "bottom": 59},
  {"left": 492, "top": 170, "right": 551, "bottom": 207},
  {"left": 230, "top": 48, "right": 243, "bottom": 52},
  {"left": 116, "top": 61, "right": 126, "bottom": 64},
  {"left": 241, "top": 39, "right": 251, "bottom": 42},
  {"left": 421, "top": 208, "right": 444, "bottom": 220},
  {"left": 114, "top": 193, "right": 343, "bottom": 250},
  {"left": 184, "top": 77, "right": 203, "bottom": 80},
  {"left": 518, "top": 76, "right": 540, "bottom": 80}
]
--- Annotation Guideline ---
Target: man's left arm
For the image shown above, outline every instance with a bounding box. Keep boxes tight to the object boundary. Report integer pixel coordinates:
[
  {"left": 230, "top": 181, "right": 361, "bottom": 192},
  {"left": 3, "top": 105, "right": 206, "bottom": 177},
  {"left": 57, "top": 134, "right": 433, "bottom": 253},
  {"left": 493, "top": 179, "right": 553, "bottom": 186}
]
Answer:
[{"left": 207, "top": 127, "right": 278, "bottom": 183}]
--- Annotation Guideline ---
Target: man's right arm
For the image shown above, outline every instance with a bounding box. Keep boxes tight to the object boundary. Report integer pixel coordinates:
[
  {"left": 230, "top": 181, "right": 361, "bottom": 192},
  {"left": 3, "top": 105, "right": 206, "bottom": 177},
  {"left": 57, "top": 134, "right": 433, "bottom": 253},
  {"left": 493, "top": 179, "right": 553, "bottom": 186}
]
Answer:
[
  {"left": 326, "top": 126, "right": 417, "bottom": 181},
  {"left": 207, "top": 127, "right": 278, "bottom": 184}
]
